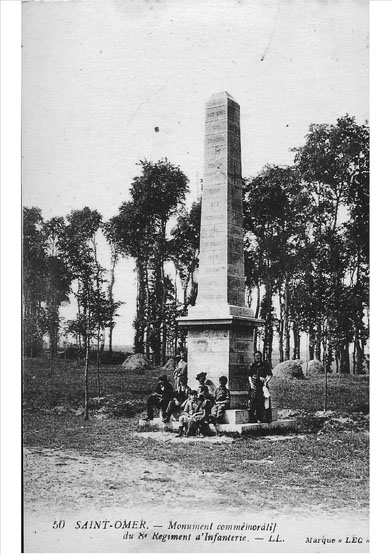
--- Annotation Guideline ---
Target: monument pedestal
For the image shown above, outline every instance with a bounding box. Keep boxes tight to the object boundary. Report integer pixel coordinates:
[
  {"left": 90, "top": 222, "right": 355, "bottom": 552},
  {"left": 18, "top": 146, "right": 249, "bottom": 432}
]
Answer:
[{"left": 178, "top": 314, "right": 258, "bottom": 408}]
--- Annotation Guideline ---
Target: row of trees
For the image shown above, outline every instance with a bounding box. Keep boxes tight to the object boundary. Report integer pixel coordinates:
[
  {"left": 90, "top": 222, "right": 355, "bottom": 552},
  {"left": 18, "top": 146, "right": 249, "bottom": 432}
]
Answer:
[
  {"left": 23, "top": 115, "right": 369, "bottom": 374},
  {"left": 23, "top": 160, "right": 200, "bottom": 368},
  {"left": 24, "top": 207, "right": 120, "bottom": 360},
  {"left": 244, "top": 115, "right": 369, "bottom": 373}
]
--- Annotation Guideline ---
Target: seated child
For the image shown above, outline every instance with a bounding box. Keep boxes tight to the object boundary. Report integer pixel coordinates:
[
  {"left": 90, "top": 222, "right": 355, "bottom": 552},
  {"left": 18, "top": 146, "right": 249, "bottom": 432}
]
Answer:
[
  {"left": 176, "top": 390, "right": 198, "bottom": 436},
  {"left": 195, "top": 372, "right": 214, "bottom": 403},
  {"left": 187, "top": 393, "right": 212, "bottom": 437},
  {"left": 210, "top": 376, "right": 230, "bottom": 427}
]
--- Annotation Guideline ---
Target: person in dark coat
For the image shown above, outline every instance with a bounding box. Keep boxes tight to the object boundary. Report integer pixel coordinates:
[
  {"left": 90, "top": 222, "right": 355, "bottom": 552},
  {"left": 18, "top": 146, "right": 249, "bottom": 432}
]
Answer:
[
  {"left": 162, "top": 385, "right": 190, "bottom": 423},
  {"left": 210, "top": 376, "right": 231, "bottom": 425},
  {"left": 248, "top": 351, "right": 273, "bottom": 423},
  {"left": 144, "top": 374, "right": 174, "bottom": 421}
]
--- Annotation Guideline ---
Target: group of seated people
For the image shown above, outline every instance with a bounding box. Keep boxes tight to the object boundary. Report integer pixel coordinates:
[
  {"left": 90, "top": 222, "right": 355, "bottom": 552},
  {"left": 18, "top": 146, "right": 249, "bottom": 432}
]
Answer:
[
  {"left": 144, "top": 353, "right": 230, "bottom": 436},
  {"left": 144, "top": 350, "right": 273, "bottom": 436}
]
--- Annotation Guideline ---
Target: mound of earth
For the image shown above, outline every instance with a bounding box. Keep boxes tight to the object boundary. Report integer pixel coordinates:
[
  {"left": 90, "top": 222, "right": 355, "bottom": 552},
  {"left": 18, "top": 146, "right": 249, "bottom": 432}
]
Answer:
[
  {"left": 162, "top": 357, "right": 176, "bottom": 373},
  {"left": 303, "top": 359, "right": 324, "bottom": 376},
  {"left": 273, "top": 360, "right": 306, "bottom": 380},
  {"left": 122, "top": 353, "right": 151, "bottom": 371}
]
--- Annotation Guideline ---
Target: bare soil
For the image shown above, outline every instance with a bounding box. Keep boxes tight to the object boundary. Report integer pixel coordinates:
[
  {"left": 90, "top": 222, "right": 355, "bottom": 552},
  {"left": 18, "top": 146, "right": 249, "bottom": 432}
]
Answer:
[{"left": 23, "top": 360, "right": 369, "bottom": 521}]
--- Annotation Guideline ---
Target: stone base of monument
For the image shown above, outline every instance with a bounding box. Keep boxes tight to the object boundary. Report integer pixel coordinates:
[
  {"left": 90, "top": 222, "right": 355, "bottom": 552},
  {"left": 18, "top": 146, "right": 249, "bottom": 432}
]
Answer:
[{"left": 138, "top": 408, "right": 297, "bottom": 436}]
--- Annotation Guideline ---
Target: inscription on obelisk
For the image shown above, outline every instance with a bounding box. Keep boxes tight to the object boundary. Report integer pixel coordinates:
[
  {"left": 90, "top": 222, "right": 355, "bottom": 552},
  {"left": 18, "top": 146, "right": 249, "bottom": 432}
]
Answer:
[{"left": 179, "top": 92, "right": 258, "bottom": 406}]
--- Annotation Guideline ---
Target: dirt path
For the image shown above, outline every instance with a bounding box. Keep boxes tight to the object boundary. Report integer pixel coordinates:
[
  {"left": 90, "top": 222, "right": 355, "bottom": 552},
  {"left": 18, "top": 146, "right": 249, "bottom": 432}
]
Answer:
[
  {"left": 24, "top": 431, "right": 368, "bottom": 518},
  {"left": 23, "top": 441, "right": 369, "bottom": 553},
  {"left": 24, "top": 442, "right": 232, "bottom": 514}
]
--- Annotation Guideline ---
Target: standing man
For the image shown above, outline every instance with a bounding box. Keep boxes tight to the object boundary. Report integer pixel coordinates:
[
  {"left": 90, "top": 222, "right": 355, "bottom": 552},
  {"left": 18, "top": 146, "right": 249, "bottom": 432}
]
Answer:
[
  {"left": 173, "top": 351, "right": 188, "bottom": 390},
  {"left": 248, "top": 351, "right": 273, "bottom": 423}
]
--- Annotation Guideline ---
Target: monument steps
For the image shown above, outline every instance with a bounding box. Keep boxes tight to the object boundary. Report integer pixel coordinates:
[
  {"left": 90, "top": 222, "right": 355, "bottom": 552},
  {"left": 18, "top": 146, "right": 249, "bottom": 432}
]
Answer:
[{"left": 138, "top": 409, "right": 298, "bottom": 436}]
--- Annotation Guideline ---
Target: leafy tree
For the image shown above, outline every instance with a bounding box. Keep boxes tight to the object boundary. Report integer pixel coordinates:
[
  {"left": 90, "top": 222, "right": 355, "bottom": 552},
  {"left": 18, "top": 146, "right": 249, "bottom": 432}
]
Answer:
[
  {"left": 102, "top": 220, "right": 125, "bottom": 355},
  {"left": 131, "top": 160, "right": 189, "bottom": 364},
  {"left": 110, "top": 159, "right": 189, "bottom": 363},
  {"left": 170, "top": 200, "right": 201, "bottom": 309},
  {"left": 106, "top": 200, "right": 153, "bottom": 354},
  {"left": 168, "top": 199, "right": 201, "bottom": 354},
  {"left": 242, "top": 115, "right": 368, "bottom": 377},
  {"left": 243, "top": 166, "right": 310, "bottom": 362},
  {"left": 23, "top": 207, "right": 47, "bottom": 357},
  {"left": 294, "top": 115, "right": 369, "bottom": 373},
  {"left": 41, "top": 217, "right": 73, "bottom": 357},
  {"left": 59, "top": 207, "right": 104, "bottom": 418},
  {"left": 243, "top": 170, "right": 283, "bottom": 359},
  {"left": 342, "top": 121, "right": 369, "bottom": 373}
]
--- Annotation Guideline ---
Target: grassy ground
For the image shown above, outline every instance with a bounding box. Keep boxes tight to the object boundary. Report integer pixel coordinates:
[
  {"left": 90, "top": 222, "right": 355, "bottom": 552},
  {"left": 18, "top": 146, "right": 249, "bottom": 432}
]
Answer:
[{"left": 23, "top": 358, "right": 369, "bottom": 515}]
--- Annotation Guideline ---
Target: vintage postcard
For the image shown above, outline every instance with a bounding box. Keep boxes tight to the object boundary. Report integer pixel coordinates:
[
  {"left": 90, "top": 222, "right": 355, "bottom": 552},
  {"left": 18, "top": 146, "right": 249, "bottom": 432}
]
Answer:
[{"left": 17, "top": 0, "right": 372, "bottom": 552}]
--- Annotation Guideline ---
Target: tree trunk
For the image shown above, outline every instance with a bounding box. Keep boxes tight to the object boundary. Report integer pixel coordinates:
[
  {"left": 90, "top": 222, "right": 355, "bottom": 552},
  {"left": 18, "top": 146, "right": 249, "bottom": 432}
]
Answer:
[
  {"left": 353, "top": 321, "right": 364, "bottom": 374},
  {"left": 161, "top": 321, "right": 167, "bottom": 367},
  {"left": 293, "top": 321, "right": 300, "bottom": 359},
  {"left": 263, "top": 281, "right": 274, "bottom": 365},
  {"left": 284, "top": 277, "right": 290, "bottom": 361},
  {"left": 323, "top": 357, "right": 328, "bottom": 412},
  {"left": 315, "top": 322, "right": 322, "bottom": 361},
  {"left": 159, "top": 223, "right": 167, "bottom": 367},
  {"left": 84, "top": 335, "right": 90, "bottom": 421},
  {"left": 174, "top": 269, "right": 178, "bottom": 354},
  {"left": 326, "top": 342, "right": 333, "bottom": 373},
  {"left": 254, "top": 283, "right": 261, "bottom": 319},
  {"left": 49, "top": 307, "right": 59, "bottom": 358},
  {"left": 108, "top": 325, "right": 114, "bottom": 355},
  {"left": 134, "top": 260, "right": 146, "bottom": 354},
  {"left": 253, "top": 284, "right": 261, "bottom": 352},
  {"left": 309, "top": 328, "right": 315, "bottom": 360},
  {"left": 278, "top": 289, "right": 284, "bottom": 363},
  {"left": 83, "top": 285, "right": 92, "bottom": 421},
  {"left": 160, "top": 272, "right": 167, "bottom": 367},
  {"left": 335, "top": 349, "right": 342, "bottom": 384},
  {"left": 246, "top": 283, "right": 252, "bottom": 308},
  {"left": 96, "top": 330, "right": 101, "bottom": 397},
  {"left": 335, "top": 350, "right": 340, "bottom": 373},
  {"left": 76, "top": 280, "right": 82, "bottom": 367},
  {"left": 150, "top": 260, "right": 162, "bottom": 366},
  {"left": 107, "top": 250, "right": 118, "bottom": 355},
  {"left": 339, "top": 342, "right": 350, "bottom": 374},
  {"left": 182, "top": 273, "right": 190, "bottom": 309}
]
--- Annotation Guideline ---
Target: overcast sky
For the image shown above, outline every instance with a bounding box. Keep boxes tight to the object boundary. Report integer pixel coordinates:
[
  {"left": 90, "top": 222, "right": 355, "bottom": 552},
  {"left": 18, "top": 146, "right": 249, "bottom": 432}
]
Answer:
[{"left": 22, "top": 0, "right": 368, "bottom": 347}]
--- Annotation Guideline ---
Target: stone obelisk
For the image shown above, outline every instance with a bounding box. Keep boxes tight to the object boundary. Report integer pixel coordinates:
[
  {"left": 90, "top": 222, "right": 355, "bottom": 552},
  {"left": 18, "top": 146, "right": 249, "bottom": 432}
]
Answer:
[{"left": 178, "top": 92, "right": 259, "bottom": 407}]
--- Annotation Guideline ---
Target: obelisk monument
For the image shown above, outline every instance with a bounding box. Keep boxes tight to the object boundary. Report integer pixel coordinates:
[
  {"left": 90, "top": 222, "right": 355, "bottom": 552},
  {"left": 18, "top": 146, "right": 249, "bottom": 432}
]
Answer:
[{"left": 178, "top": 92, "right": 259, "bottom": 407}]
